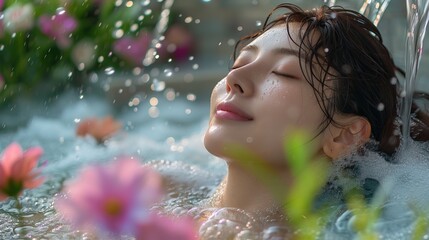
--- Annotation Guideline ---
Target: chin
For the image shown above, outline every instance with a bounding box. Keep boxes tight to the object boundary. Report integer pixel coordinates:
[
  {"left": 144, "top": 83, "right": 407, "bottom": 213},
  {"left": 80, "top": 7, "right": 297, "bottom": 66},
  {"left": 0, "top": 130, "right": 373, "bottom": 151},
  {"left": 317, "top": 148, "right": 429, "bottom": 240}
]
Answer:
[{"left": 203, "top": 130, "right": 223, "bottom": 158}]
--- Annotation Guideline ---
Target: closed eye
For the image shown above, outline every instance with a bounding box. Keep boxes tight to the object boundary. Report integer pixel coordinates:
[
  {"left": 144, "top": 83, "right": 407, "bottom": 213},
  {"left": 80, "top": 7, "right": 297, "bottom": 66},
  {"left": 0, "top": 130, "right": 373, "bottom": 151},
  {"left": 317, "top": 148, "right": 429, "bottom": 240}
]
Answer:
[{"left": 272, "top": 71, "right": 299, "bottom": 79}]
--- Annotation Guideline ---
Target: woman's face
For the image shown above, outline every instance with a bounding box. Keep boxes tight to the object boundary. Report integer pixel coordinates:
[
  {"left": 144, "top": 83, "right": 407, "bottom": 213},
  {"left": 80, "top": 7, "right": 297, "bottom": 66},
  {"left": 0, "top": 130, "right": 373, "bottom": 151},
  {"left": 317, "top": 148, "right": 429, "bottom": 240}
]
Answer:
[{"left": 204, "top": 25, "right": 328, "bottom": 166}]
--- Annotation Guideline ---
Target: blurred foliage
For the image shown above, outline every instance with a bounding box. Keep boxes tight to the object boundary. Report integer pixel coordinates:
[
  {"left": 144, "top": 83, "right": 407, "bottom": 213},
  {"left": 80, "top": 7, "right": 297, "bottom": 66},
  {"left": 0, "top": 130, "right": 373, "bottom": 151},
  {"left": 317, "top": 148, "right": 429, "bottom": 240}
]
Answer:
[{"left": 0, "top": 0, "right": 190, "bottom": 103}]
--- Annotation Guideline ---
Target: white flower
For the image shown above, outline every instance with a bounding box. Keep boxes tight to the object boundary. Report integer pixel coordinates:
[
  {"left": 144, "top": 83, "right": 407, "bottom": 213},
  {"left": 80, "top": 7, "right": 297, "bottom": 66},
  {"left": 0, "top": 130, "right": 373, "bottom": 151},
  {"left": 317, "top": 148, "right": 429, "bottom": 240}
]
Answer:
[
  {"left": 72, "top": 40, "right": 96, "bottom": 70},
  {"left": 3, "top": 4, "right": 34, "bottom": 32}
]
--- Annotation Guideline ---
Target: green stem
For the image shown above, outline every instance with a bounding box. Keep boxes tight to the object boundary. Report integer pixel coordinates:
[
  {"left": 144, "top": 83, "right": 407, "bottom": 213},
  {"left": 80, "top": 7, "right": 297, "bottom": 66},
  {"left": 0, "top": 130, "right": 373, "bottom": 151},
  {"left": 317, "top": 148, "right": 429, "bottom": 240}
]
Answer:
[{"left": 14, "top": 196, "right": 27, "bottom": 238}]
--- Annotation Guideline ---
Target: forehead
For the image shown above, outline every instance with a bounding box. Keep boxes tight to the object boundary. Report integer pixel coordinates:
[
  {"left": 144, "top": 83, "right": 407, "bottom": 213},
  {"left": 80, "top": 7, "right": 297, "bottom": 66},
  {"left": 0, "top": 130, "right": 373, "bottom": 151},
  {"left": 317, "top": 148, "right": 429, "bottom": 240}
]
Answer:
[{"left": 248, "top": 24, "right": 298, "bottom": 50}]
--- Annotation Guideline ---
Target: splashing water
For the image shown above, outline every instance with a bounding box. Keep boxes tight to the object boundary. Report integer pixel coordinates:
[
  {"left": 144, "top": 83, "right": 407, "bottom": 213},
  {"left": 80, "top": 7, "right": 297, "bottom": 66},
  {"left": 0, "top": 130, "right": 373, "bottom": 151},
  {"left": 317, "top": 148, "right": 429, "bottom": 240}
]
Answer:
[
  {"left": 325, "top": 0, "right": 336, "bottom": 7},
  {"left": 324, "top": 0, "right": 391, "bottom": 26},
  {"left": 142, "top": 0, "right": 175, "bottom": 67},
  {"left": 359, "top": 0, "right": 392, "bottom": 26},
  {"left": 401, "top": 0, "right": 429, "bottom": 147}
]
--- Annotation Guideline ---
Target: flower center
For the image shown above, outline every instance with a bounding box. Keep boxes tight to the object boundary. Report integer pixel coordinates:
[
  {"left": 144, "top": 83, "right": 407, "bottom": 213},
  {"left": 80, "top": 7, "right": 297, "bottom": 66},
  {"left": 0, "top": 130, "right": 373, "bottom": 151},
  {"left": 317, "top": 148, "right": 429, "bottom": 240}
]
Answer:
[
  {"left": 2, "top": 179, "right": 23, "bottom": 198},
  {"left": 104, "top": 198, "right": 123, "bottom": 217}
]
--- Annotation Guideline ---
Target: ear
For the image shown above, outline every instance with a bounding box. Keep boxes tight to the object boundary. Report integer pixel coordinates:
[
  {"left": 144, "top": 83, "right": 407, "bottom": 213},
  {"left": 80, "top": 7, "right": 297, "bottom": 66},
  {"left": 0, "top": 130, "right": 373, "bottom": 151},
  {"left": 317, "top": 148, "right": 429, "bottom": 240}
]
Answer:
[{"left": 322, "top": 116, "right": 371, "bottom": 159}]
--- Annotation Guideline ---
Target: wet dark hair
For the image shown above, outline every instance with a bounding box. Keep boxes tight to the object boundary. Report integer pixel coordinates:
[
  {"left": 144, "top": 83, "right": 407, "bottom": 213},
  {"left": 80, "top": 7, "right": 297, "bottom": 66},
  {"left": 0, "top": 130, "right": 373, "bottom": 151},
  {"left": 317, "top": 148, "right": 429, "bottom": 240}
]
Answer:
[{"left": 233, "top": 3, "right": 429, "bottom": 155}]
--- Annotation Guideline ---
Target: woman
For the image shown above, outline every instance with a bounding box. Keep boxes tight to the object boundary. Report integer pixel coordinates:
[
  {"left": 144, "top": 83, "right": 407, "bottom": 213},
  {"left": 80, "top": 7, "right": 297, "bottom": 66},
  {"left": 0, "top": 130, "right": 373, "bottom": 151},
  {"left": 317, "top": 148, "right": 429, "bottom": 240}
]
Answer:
[{"left": 202, "top": 3, "right": 429, "bottom": 223}]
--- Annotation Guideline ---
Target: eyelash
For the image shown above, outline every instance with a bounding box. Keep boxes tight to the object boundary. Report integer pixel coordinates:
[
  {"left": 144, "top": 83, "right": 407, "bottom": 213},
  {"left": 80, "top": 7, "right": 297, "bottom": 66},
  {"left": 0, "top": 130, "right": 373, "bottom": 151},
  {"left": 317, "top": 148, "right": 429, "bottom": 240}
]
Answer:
[
  {"left": 272, "top": 71, "right": 298, "bottom": 79},
  {"left": 230, "top": 65, "right": 298, "bottom": 80}
]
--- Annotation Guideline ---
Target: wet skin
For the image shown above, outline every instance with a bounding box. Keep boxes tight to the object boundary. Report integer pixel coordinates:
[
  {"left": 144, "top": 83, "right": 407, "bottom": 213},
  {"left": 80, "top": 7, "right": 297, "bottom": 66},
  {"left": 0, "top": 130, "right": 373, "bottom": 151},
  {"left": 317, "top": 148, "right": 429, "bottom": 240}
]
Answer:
[{"left": 204, "top": 25, "right": 327, "bottom": 166}]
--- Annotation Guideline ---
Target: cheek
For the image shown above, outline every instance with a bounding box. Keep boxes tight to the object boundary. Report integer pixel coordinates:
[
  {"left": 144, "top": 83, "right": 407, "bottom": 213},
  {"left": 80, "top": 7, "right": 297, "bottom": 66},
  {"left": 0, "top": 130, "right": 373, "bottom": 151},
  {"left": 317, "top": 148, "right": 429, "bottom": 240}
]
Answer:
[
  {"left": 261, "top": 81, "right": 304, "bottom": 122},
  {"left": 261, "top": 81, "right": 323, "bottom": 130}
]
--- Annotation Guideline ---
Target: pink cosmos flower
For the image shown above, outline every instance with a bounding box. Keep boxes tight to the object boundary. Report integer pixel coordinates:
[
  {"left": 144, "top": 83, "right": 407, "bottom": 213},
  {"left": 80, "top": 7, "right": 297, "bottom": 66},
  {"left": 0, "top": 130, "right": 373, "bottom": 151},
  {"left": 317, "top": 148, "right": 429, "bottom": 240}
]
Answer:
[
  {"left": 0, "top": 0, "right": 4, "bottom": 10},
  {"left": 137, "top": 214, "right": 199, "bottom": 240},
  {"left": 113, "top": 31, "right": 152, "bottom": 66},
  {"left": 39, "top": 12, "right": 77, "bottom": 48},
  {"left": 55, "top": 158, "right": 162, "bottom": 237},
  {"left": 0, "top": 143, "right": 44, "bottom": 200}
]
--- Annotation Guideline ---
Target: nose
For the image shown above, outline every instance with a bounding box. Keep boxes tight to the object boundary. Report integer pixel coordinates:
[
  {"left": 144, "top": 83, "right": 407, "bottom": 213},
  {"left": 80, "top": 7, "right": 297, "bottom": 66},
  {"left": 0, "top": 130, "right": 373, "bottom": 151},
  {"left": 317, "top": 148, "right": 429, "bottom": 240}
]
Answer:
[{"left": 225, "top": 67, "right": 254, "bottom": 97}]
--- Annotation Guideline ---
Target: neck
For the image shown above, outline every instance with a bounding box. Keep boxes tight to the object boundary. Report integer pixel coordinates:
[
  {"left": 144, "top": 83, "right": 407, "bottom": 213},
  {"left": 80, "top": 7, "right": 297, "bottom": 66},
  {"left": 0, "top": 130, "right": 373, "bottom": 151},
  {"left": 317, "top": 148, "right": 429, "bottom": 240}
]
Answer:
[{"left": 211, "top": 161, "right": 292, "bottom": 218}]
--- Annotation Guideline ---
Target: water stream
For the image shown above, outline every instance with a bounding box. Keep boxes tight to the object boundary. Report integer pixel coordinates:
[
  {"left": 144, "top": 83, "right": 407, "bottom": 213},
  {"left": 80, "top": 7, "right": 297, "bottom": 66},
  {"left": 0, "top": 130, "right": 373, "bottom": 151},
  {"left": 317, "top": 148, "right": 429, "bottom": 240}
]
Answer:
[{"left": 401, "top": 0, "right": 429, "bottom": 147}]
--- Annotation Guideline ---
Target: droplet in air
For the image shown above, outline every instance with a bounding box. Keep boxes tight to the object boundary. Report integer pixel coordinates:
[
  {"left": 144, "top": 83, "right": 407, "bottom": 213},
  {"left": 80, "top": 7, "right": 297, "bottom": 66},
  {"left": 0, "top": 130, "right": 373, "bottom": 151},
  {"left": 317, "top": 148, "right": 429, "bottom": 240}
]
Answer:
[
  {"left": 105, "top": 67, "right": 115, "bottom": 75},
  {"left": 341, "top": 64, "right": 352, "bottom": 74},
  {"left": 377, "top": 103, "right": 385, "bottom": 111},
  {"left": 187, "top": 94, "right": 196, "bottom": 101},
  {"left": 151, "top": 79, "right": 166, "bottom": 92},
  {"left": 164, "top": 68, "right": 173, "bottom": 77},
  {"left": 141, "top": 0, "right": 150, "bottom": 6},
  {"left": 148, "top": 107, "right": 160, "bottom": 118}
]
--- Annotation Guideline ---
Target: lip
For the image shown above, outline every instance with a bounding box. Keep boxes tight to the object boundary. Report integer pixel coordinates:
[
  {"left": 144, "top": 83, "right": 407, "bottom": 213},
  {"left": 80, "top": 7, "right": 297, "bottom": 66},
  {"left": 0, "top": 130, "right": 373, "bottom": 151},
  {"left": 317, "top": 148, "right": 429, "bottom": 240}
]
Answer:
[{"left": 215, "top": 102, "right": 253, "bottom": 121}]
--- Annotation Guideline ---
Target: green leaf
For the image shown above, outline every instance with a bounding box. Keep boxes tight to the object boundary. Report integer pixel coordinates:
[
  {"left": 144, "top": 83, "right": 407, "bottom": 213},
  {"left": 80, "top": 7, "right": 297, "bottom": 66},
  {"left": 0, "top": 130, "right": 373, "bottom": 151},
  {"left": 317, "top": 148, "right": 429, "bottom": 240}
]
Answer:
[
  {"left": 285, "top": 160, "right": 329, "bottom": 221},
  {"left": 283, "top": 130, "right": 313, "bottom": 176}
]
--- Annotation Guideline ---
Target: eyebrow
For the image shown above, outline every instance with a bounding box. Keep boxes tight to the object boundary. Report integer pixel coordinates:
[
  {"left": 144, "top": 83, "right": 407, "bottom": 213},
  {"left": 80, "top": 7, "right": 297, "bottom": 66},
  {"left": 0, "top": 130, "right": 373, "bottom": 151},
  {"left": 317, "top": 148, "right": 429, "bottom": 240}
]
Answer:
[{"left": 240, "top": 44, "right": 301, "bottom": 58}]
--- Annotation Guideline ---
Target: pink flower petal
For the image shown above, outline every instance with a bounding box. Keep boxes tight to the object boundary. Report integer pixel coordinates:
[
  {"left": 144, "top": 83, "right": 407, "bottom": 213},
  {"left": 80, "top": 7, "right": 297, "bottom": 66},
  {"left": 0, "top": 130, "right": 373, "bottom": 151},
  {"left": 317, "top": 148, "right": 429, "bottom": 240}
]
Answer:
[
  {"left": 55, "top": 158, "right": 163, "bottom": 237},
  {"left": 1, "top": 143, "right": 23, "bottom": 176},
  {"left": 10, "top": 146, "right": 43, "bottom": 181},
  {"left": 0, "top": 164, "right": 6, "bottom": 188}
]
